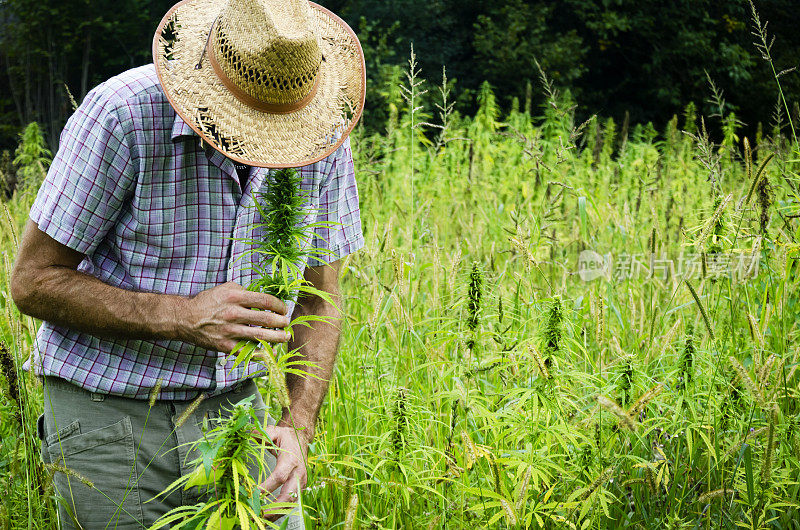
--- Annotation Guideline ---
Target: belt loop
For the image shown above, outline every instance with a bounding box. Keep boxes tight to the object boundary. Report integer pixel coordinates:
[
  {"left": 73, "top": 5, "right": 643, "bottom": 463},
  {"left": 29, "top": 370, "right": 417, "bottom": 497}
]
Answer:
[{"left": 90, "top": 392, "right": 105, "bottom": 402}]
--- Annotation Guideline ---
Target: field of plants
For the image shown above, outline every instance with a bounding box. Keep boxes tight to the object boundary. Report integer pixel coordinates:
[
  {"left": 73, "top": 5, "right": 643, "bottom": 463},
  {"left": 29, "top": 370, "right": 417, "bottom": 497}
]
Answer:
[{"left": 1, "top": 20, "right": 800, "bottom": 530}]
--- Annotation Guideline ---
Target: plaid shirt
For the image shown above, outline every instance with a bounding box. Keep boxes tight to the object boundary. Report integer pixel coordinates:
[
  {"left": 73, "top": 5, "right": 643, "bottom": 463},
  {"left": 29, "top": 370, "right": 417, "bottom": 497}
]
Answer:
[{"left": 25, "top": 64, "right": 364, "bottom": 400}]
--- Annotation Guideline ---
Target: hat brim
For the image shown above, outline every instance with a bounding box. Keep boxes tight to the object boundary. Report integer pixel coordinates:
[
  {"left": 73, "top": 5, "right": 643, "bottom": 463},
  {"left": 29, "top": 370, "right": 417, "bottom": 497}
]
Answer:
[{"left": 152, "top": 0, "right": 366, "bottom": 168}]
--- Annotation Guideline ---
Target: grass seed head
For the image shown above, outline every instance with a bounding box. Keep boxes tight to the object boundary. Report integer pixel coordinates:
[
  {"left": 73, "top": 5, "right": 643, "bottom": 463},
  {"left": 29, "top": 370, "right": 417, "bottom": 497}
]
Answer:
[
  {"left": 528, "top": 344, "right": 551, "bottom": 380},
  {"left": 253, "top": 349, "right": 291, "bottom": 409},
  {"left": 757, "top": 353, "right": 776, "bottom": 389},
  {"left": 427, "top": 515, "right": 442, "bottom": 530},
  {"left": 720, "top": 426, "right": 768, "bottom": 463},
  {"left": 489, "top": 453, "right": 502, "bottom": 495},
  {"left": 174, "top": 393, "right": 206, "bottom": 428},
  {"left": 148, "top": 378, "right": 164, "bottom": 408},
  {"left": 391, "top": 249, "right": 406, "bottom": 295},
  {"left": 45, "top": 462, "right": 94, "bottom": 489},
  {"left": 497, "top": 295, "right": 504, "bottom": 326},
  {"left": 696, "top": 193, "right": 732, "bottom": 253},
  {"left": 461, "top": 429, "right": 477, "bottom": 470},
  {"left": 727, "top": 356, "right": 765, "bottom": 408},
  {"left": 757, "top": 169, "right": 772, "bottom": 235},
  {"left": 582, "top": 466, "right": 613, "bottom": 500},
  {"left": 500, "top": 498, "right": 518, "bottom": 526},
  {"left": 628, "top": 384, "right": 664, "bottom": 418},
  {"left": 516, "top": 465, "right": 532, "bottom": 513},
  {"left": 343, "top": 493, "right": 359, "bottom": 530},
  {"left": 697, "top": 488, "right": 736, "bottom": 504},
  {"left": 657, "top": 318, "right": 681, "bottom": 360},
  {"left": 598, "top": 395, "right": 637, "bottom": 431},
  {"left": 592, "top": 291, "right": 605, "bottom": 344},
  {"left": 747, "top": 313, "right": 764, "bottom": 351},
  {"left": 677, "top": 321, "right": 693, "bottom": 390},
  {"left": 685, "top": 280, "right": 714, "bottom": 340},
  {"left": 447, "top": 247, "right": 462, "bottom": 298},
  {"left": 644, "top": 466, "right": 656, "bottom": 492}
]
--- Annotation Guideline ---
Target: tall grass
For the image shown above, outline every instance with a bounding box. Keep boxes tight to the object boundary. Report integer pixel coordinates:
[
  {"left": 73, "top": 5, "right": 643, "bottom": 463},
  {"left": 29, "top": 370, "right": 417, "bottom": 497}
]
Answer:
[
  {"left": 0, "top": 168, "right": 59, "bottom": 527},
  {"left": 301, "top": 32, "right": 799, "bottom": 529}
]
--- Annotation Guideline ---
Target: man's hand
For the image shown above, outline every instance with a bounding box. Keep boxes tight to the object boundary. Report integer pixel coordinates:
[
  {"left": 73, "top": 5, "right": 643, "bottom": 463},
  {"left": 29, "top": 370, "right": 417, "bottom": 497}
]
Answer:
[
  {"left": 258, "top": 425, "right": 312, "bottom": 521},
  {"left": 179, "top": 282, "right": 291, "bottom": 352}
]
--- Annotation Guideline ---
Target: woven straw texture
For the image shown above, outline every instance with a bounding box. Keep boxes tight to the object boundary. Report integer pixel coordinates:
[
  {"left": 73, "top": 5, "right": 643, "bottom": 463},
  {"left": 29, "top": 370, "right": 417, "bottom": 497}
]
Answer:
[{"left": 153, "top": 0, "right": 365, "bottom": 168}]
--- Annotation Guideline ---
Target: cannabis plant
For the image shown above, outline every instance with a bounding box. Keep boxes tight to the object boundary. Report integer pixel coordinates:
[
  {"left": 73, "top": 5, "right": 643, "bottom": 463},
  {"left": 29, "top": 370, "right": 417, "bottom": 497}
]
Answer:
[
  {"left": 13, "top": 122, "right": 50, "bottom": 193},
  {"left": 230, "top": 168, "right": 334, "bottom": 387},
  {"left": 151, "top": 398, "right": 297, "bottom": 529},
  {"left": 154, "top": 167, "right": 335, "bottom": 528}
]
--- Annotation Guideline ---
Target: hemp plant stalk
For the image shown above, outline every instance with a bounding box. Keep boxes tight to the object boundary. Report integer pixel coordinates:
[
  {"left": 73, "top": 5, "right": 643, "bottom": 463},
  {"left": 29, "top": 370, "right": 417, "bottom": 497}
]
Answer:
[
  {"left": 230, "top": 167, "right": 335, "bottom": 399},
  {"left": 152, "top": 167, "right": 335, "bottom": 528}
]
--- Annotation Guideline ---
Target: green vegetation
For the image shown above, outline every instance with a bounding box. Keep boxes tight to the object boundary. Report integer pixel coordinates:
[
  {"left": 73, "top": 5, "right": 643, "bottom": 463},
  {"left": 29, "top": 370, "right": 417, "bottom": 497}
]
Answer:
[
  {"left": 1, "top": 5, "right": 800, "bottom": 530},
  {"left": 151, "top": 399, "right": 291, "bottom": 529},
  {"left": 289, "top": 49, "right": 799, "bottom": 527}
]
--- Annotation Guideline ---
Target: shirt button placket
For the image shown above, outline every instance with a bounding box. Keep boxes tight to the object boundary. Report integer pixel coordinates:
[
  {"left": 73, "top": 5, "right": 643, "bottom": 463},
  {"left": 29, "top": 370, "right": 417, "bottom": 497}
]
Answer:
[{"left": 215, "top": 355, "right": 227, "bottom": 392}]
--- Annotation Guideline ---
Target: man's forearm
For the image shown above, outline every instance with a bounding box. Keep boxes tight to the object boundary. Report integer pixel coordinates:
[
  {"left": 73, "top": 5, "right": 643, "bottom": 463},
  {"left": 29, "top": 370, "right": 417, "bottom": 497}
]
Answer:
[
  {"left": 10, "top": 220, "right": 291, "bottom": 353},
  {"left": 281, "top": 291, "right": 341, "bottom": 440},
  {"left": 13, "top": 265, "right": 185, "bottom": 341}
]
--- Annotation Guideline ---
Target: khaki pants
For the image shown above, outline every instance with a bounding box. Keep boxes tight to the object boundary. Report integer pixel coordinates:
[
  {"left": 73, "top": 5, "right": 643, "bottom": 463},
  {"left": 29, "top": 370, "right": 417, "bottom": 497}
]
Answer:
[{"left": 39, "top": 376, "right": 304, "bottom": 529}]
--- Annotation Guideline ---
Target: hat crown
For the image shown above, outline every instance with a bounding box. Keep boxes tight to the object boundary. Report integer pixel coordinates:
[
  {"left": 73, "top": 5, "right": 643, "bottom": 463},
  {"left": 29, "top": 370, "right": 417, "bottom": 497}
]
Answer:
[{"left": 213, "top": 0, "right": 322, "bottom": 106}]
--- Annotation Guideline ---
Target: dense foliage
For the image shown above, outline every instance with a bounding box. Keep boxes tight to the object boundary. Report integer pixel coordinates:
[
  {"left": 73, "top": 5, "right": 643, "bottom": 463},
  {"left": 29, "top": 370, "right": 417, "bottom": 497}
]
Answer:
[{"left": 2, "top": 38, "right": 800, "bottom": 528}]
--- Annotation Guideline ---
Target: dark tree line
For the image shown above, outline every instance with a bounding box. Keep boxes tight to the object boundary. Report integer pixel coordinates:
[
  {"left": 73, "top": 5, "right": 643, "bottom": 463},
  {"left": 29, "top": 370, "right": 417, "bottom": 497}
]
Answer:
[
  {"left": 1, "top": 0, "right": 798, "bottom": 152},
  {"left": 325, "top": 0, "right": 799, "bottom": 137},
  {"left": 0, "top": 0, "right": 175, "bottom": 151}
]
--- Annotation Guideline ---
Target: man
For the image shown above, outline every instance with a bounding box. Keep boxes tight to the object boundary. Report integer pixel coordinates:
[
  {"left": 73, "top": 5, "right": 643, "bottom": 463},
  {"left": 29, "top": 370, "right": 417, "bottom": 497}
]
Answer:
[{"left": 9, "top": 0, "right": 366, "bottom": 527}]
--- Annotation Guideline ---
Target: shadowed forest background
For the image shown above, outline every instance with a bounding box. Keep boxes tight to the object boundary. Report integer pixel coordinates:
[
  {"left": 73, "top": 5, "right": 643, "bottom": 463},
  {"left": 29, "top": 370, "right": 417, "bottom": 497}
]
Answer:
[{"left": 1, "top": 0, "right": 799, "bottom": 157}]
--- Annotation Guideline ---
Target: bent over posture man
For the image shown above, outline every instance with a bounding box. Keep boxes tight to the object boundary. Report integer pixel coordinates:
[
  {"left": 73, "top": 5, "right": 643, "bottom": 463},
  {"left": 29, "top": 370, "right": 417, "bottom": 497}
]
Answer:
[{"left": 10, "top": 0, "right": 365, "bottom": 527}]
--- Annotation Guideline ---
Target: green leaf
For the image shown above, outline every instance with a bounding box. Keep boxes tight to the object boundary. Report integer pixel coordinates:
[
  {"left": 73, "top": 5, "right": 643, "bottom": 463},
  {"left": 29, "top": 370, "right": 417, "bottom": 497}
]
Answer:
[
  {"left": 198, "top": 438, "right": 223, "bottom": 478},
  {"left": 233, "top": 341, "right": 257, "bottom": 368}
]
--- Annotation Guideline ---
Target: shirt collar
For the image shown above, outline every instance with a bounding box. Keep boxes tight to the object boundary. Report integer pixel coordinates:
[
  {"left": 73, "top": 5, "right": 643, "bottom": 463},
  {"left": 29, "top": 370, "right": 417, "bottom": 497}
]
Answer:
[
  {"left": 170, "top": 112, "right": 268, "bottom": 185},
  {"left": 171, "top": 113, "right": 238, "bottom": 179},
  {"left": 171, "top": 113, "right": 196, "bottom": 141}
]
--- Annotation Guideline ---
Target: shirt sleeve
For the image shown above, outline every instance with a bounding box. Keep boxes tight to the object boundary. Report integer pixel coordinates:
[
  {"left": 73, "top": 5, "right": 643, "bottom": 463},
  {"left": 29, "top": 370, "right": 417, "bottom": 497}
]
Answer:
[
  {"left": 29, "top": 86, "right": 135, "bottom": 256},
  {"left": 306, "top": 137, "right": 365, "bottom": 267}
]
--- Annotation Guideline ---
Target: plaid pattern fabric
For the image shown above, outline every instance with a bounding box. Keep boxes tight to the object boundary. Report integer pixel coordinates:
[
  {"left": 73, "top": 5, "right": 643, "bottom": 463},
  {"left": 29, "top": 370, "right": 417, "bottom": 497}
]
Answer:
[{"left": 25, "top": 64, "right": 364, "bottom": 400}]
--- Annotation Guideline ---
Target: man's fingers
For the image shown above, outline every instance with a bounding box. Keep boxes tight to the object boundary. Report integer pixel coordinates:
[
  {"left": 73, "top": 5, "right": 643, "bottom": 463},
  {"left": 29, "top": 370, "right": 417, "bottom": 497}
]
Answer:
[
  {"left": 259, "top": 460, "right": 294, "bottom": 497},
  {"left": 219, "top": 339, "right": 238, "bottom": 353},
  {"left": 262, "top": 425, "right": 282, "bottom": 442},
  {"left": 261, "top": 472, "right": 305, "bottom": 522},
  {"left": 251, "top": 426, "right": 280, "bottom": 456},
  {"left": 271, "top": 473, "right": 303, "bottom": 504},
  {"left": 234, "top": 307, "right": 291, "bottom": 328},
  {"left": 230, "top": 324, "right": 290, "bottom": 344},
  {"left": 231, "top": 289, "right": 288, "bottom": 315},
  {"left": 258, "top": 426, "right": 310, "bottom": 521}
]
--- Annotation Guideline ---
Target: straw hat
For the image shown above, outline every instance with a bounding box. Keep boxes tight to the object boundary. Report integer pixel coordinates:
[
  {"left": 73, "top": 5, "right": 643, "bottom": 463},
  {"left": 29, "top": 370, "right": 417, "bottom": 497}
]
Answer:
[{"left": 153, "top": 0, "right": 366, "bottom": 168}]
